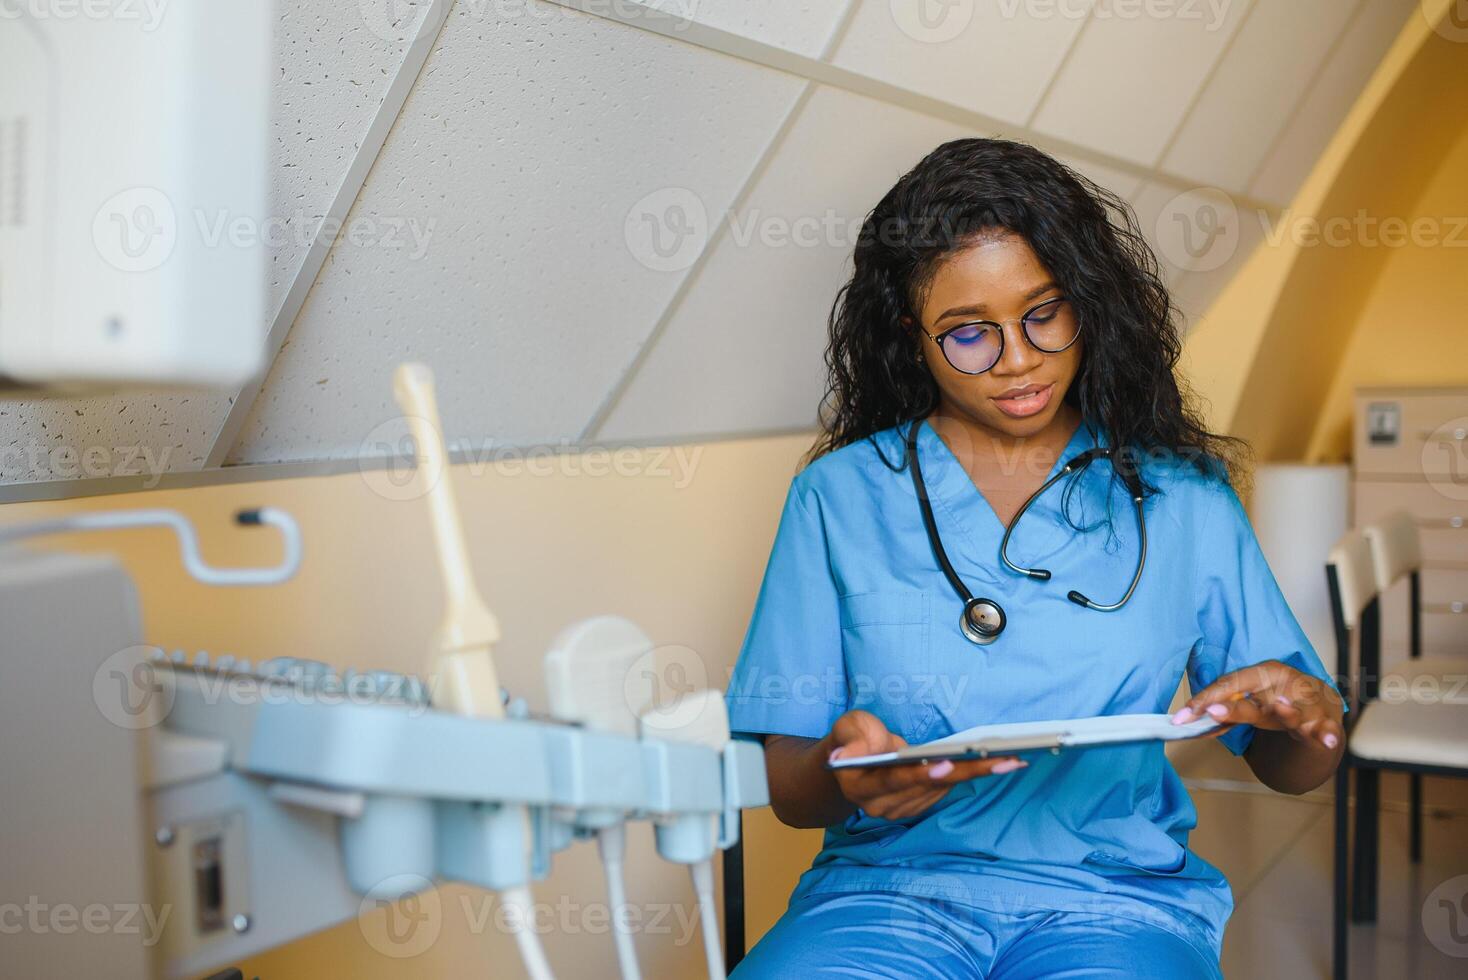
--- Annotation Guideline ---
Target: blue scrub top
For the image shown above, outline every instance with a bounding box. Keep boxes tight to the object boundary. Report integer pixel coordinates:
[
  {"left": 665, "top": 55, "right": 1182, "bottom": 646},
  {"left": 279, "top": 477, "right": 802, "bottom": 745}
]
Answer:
[{"left": 726, "top": 417, "right": 1339, "bottom": 956}]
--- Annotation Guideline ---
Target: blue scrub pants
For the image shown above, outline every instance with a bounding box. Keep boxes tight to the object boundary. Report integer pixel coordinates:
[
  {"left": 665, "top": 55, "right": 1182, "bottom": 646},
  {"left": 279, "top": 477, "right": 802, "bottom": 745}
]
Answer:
[{"left": 731, "top": 890, "right": 1223, "bottom": 979}]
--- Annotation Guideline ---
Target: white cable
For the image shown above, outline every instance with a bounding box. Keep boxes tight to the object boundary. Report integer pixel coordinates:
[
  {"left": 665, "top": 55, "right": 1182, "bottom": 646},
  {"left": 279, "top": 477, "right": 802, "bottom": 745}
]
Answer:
[
  {"left": 499, "top": 885, "right": 554, "bottom": 980},
  {"left": 598, "top": 825, "right": 642, "bottom": 980},
  {"left": 638, "top": 692, "right": 731, "bottom": 980},
  {"left": 0, "top": 507, "right": 302, "bottom": 585},
  {"left": 690, "top": 859, "right": 725, "bottom": 980}
]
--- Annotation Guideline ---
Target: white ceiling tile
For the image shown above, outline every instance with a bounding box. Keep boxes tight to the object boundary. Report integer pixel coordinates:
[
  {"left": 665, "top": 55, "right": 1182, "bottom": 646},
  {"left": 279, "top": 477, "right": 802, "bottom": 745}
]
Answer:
[
  {"left": 10, "top": 0, "right": 1402, "bottom": 486},
  {"left": 1167, "top": 216, "right": 1265, "bottom": 333},
  {"left": 1055, "top": 152, "right": 1145, "bottom": 202},
  {"left": 0, "top": 0, "right": 422, "bottom": 485},
  {"left": 1130, "top": 180, "right": 1214, "bottom": 283},
  {"left": 1030, "top": 0, "right": 1254, "bottom": 167},
  {"left": 639, "top": 0, "right": 852, "bottom": 57},
  {"left": 830, "top": 0, "right": 1097, "bottom": 126},
  {"left": 1160, "top": 0, "right": 1359, "bottom": 197},
  {"left": 0, "top": 392, "right": 218, "bottom": 483},
  {"left": 1249, "top": 0, "right": 1417, "bottom": 207},
  {"left": 595, "top": 86, "right": 975, "bottom": 443},
  {"left": 226, "top": 2, "right": 804, "bottom": 466},
  {"left": 268, "top": 0, "right": 439, "bottom": 316},
  {"left": 1129, "top": 180, "right": 1267, "bottom": 332}
]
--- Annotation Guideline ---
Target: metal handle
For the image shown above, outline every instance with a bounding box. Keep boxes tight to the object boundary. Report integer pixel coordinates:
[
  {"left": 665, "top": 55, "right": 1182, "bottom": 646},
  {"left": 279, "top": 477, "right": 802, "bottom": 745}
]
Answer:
[{"left": 0, "top": 508, "right": 301, "bottom": 586}]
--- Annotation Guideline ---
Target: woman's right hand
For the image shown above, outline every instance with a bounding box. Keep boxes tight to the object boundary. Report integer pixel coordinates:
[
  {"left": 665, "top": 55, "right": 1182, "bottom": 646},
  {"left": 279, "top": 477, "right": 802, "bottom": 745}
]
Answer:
[{"left": 826, "top": 709, "right": 1028, "bottom": 820}]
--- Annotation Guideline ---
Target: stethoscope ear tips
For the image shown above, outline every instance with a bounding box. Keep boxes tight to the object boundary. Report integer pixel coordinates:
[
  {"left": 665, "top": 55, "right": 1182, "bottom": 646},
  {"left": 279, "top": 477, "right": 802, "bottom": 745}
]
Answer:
[{"left": 1067, "top": 590, "right": 1091, "bottom": 608}]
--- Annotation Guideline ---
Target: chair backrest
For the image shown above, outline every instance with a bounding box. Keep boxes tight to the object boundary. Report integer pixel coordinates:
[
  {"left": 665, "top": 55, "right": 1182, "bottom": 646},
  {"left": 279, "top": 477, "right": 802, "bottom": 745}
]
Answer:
[
  {"left": 1363, "top": 510, "right": 1422, "bottom": 591},
  {"left": 1363, "top": 510, "right": 1425, "bottom": 661},
  {"left": 1326, "top": 528, "right": 1380, "bottom": 709},
  {"left": 1327, "top": 529, "right": 1377, "bottom": 632}
]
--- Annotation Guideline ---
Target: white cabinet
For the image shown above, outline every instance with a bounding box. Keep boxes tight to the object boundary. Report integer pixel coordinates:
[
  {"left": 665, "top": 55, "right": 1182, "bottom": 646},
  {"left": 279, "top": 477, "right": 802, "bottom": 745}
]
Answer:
[{"left": 1353, "top": 387, "right": 1468, "bottom": 667}]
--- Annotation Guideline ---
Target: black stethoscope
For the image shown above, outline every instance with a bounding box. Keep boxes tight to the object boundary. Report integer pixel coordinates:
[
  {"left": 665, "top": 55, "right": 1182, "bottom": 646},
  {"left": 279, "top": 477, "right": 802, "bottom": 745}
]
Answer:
[{"left": 905, "top": 419, "right": 1148, "bottom": 645}]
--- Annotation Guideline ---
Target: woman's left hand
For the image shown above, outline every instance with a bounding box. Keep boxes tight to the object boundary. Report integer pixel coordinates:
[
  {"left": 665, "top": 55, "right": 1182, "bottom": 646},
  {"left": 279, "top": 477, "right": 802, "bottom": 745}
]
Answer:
[{"left": 1171, "top": 659, "right": 1343, "bottom": 752}]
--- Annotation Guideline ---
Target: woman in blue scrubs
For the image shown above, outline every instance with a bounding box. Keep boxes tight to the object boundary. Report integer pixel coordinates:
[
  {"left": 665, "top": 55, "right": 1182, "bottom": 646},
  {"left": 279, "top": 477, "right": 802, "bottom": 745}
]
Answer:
[{"left": 726, "top": 138, "right": 1345, "bottom": 978}]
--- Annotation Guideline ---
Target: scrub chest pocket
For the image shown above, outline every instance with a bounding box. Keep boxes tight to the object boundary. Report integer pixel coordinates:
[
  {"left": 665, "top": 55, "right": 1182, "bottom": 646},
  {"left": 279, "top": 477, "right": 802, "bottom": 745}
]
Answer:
[{"left": 839, "top": 590, "right": 940, "bottom": 744}]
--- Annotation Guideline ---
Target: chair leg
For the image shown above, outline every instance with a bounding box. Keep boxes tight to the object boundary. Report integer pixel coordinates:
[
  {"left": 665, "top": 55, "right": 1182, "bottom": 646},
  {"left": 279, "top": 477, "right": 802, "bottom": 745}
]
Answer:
[
  {"left": 1366, "top": 772, "right": 1380, "bottom": 919},
  {"left": 1351, "top": 768, "right": 1379, "bottom": 923},
  {"left": 1333, "top": 762, "right": 1350, "bottom": 980},
  {"left": 1410, "top": 773, "right": 1423, "bottom": 864}
]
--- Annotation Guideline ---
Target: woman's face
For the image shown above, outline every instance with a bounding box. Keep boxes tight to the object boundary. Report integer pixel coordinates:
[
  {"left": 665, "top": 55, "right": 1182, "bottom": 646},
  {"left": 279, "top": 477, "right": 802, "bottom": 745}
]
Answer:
[{"left": 911, "top": 232, "right": 1084, "bottom": 440}]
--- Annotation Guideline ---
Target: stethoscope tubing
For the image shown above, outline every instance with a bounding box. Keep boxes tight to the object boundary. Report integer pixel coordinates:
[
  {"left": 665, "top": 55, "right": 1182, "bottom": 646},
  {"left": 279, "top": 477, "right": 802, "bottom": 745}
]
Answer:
[{"left": 905, "top": 418, "right": 1147, "bottom": 644}]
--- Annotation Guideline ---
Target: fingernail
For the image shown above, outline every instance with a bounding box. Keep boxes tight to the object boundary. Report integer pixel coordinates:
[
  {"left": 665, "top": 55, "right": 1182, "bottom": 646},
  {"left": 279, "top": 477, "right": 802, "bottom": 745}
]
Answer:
[
  {"left": 1324, "top": 734, "right": 1339, "bottom": 749},
  {"left": 827, "top": 747, "right": 844, "bottom": 763},
  {"left": 992, "top": 759, "right": 1027, "bottom": 774},
  {"left": 928, "top": 760, "right": 955, "bottom": 779},
  {"left": 1275, "top": 695, "right": 1293, "bottom": 707},
  {"left": 1206, "top": 703, "right": 1230, "bottom": 719},
  {"left": 1171, "top": 708, "right": 1195, "bottom": 725}
]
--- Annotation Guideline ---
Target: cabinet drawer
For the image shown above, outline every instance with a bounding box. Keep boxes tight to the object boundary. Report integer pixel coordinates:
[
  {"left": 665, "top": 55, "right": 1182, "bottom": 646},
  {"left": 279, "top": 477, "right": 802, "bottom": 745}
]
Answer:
[
  {"left": 1354, "top": 390, "right": 1468, "bottom": 479},
  {"left": 1376, "top": 569, "right": 1468, "bottom": 664},
  {"left": 1424, "top": 609, "right": 1468, "bottom": 648},
  {"left": 1422, "top": 567, "right": 1468, "bottom": 608},
  {"left": 1354, "top": 482, "right": 1468, "bottom": 567}
]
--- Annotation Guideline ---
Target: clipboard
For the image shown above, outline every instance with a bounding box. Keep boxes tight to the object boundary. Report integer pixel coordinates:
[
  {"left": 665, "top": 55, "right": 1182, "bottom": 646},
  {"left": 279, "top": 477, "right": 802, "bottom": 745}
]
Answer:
[{"left": 826, "top": 712, "right": 1222, "bottom": 770}]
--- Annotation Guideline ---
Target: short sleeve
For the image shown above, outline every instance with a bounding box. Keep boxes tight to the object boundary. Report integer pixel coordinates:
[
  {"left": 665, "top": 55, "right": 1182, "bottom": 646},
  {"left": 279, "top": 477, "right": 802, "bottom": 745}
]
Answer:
[
  {"left": 1188, "top": 479, "right": 1345, "bottom": 756},
  {"left": 725, "top": 479, "right": 847, "bottom": 740}
]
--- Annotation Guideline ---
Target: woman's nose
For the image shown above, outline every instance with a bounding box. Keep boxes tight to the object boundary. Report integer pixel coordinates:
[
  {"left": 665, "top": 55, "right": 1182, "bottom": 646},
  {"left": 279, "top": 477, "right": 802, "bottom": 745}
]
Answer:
[{"left": 992, "top": 321, "right": 1044, "bottom": 376}]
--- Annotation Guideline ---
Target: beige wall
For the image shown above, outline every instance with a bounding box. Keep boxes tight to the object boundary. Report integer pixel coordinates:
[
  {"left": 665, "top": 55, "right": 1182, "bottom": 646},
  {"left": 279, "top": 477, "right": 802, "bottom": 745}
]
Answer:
[{"left": 1, "top": 434, "right": 820, "bottom": 977}]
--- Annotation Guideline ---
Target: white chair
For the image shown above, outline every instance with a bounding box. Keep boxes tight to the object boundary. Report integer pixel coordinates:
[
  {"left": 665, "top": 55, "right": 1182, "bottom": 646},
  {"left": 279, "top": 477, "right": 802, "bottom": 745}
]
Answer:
[
  {"left": 1361, "top": 510, "right": 1468, "bottom": 863},
  {"left": 1327, "top": 524, "right": 1468, "bottom": 980}
]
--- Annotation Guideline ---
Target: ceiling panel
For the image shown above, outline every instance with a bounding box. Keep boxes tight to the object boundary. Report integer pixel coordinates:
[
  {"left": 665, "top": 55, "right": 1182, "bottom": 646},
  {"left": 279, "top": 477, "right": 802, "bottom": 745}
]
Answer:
[
  {"left": 0, "top": 0, "right": 425, "bottom": 485},
  {"left": 0, "top": 391, "right": 217, "bottom": 484},
  {"left": 1249, "top": 0, "right": 1417, "bottom": 207},
  {"left": 226, "top": 2, "right": 804, "bottom": 465},
  {"left": 1030, "top": 0, "right": 1254, "bottom": 167},
  {"left": 1055, "top": 152, "right": 1145, "bottom": 203},
  {"left": 639, "top": 0, "right": 851, "bottom": 56},
  {"left": 1129, "top": 180, "right": 1267, "bottom": 332},
  {"left": 1160, "top": 0, "right": 1358, "bottom": 199},
  {"left": 2, "top": 0, "right": 1416, "bottom": 487},
  {"left": 268, "top": 0, "right": 443, "bottom": 315},
  {"left": 830, "top": 0, "right": 1096, "bottom": 126},
  {"left": 595, "top": 85, "right": 975, "bottom": 443}
]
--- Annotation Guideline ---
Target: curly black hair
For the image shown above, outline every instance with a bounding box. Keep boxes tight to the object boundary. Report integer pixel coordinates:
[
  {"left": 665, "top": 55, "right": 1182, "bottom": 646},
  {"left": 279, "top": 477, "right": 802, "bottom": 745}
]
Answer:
[{"left": 807, "top": 137, "right": 1246, "bottom": 497}]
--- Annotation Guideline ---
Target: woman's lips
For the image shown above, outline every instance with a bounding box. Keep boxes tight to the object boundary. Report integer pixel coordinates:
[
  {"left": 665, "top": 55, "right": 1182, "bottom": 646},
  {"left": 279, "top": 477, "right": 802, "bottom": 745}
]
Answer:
[{"left": 992, "top": 383, "right": 1054, "bottom": 418}]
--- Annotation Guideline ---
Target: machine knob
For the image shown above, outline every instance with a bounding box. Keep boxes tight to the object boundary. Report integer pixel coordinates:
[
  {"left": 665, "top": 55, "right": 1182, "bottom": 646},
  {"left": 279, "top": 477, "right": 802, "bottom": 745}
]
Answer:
[
  {"left": 258, "top": 657, "right": 339, "bottom": 692},
  {"left": 349, "top": 670, "right": 429, "bottom": 707}
]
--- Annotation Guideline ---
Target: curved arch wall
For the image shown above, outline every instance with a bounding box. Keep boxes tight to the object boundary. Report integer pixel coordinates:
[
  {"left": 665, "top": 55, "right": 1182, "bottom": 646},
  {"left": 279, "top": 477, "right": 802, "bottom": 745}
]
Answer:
[{"left": 1184, "top": 0, "right": 1468, "bottom": 464}]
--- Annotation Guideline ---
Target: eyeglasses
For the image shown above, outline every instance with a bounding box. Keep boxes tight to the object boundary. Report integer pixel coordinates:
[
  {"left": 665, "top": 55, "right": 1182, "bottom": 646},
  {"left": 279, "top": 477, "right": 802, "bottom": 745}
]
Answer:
[{"left": 920, "top": 296, "right": 1081, "bottom": 375}]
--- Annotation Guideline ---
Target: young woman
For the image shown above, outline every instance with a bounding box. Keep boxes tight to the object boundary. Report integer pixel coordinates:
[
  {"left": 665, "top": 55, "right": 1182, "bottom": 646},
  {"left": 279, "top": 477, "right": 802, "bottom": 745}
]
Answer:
[{"left": 725, "top": 138, "right": 1344, "bottom": 978}]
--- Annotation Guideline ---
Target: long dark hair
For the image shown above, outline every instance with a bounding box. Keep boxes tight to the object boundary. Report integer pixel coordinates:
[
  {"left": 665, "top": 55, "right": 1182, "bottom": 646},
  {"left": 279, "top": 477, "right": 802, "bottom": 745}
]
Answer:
[{"left": 808, "top": 137, "right": 1246, "bottom": 497}]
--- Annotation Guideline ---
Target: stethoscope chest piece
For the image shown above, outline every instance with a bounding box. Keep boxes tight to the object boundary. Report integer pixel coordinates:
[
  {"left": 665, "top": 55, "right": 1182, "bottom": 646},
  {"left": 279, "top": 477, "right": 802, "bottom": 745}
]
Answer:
[{"left": 960, "top": 596, "right": 1005, "bottom": 645}]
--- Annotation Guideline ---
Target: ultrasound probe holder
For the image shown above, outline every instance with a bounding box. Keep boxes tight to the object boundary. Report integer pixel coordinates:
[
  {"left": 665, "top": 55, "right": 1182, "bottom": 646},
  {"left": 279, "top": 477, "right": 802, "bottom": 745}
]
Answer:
[{"left": 144, "top": 654, "right": 769, "bottom": 977}]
